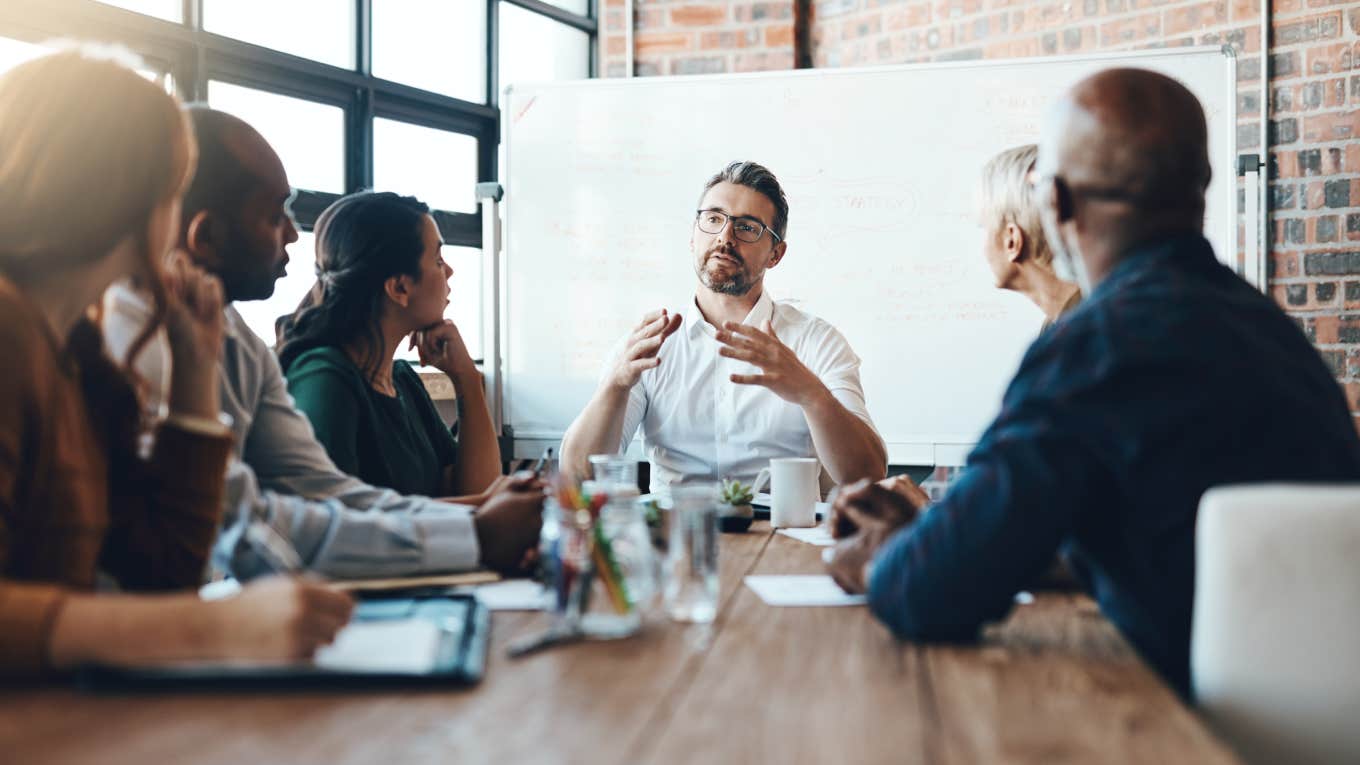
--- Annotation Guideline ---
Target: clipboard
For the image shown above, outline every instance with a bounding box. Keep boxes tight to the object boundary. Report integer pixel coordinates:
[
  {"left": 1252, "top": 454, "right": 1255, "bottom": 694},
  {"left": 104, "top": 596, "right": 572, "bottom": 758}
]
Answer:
[{"left": 77, "top": 594, "right": 490, "bottom": 691}]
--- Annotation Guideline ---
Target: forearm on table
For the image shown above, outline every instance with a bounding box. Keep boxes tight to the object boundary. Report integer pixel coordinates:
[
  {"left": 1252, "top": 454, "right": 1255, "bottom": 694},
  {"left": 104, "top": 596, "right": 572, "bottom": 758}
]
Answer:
[
  {"left": 803, "top": 387, "right": 887, "bottom": 483},
  {"left": 560, "top": 384, "right": 632, "bottom": 481},
  {"left": 446, "top": 370, "right": 501, "bottom": 495},
  {"left": 47, "top": 591, "right": 220, "bottom": 670}
]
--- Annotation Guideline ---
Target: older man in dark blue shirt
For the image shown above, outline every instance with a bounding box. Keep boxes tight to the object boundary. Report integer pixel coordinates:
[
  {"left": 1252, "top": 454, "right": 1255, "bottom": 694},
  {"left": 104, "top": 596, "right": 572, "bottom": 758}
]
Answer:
[{"left": 827, "top": 68, "right": 1360, "bottom": 699}]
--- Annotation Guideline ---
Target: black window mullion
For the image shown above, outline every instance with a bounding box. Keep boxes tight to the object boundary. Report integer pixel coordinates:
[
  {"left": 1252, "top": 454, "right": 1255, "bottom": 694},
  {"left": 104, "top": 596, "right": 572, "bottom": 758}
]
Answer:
[
  {"left": 350, "top": 85, "right": 374, "bottom": 193},
  {"left": 500, "top": 0, "right": 596, "bottom": 34}
]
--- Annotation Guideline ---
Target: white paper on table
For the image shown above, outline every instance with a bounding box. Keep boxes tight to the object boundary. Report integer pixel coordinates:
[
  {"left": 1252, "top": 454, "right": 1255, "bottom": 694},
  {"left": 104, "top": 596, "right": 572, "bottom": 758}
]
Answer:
[
  {"left": 471, "top": 579, "right": 548, "bottom": 611},
  {"left": 777, "top": 526, "right": 836, "bottom": 547},
  {"left": 313, "top": 619, "right": 442, "bottom": 674},
  {"left": 744, "top": 575, "right": 867, "bottom": 607}
]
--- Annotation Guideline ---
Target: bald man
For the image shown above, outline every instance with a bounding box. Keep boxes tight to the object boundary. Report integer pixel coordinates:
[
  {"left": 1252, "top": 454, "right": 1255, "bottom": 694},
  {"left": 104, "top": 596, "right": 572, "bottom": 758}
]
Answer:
[
  {"left": 827, "top": 69, "right": 1360, "bottom": 699},
  {"left": 103, "top": 107, "right": 543, "bottom": 579}
]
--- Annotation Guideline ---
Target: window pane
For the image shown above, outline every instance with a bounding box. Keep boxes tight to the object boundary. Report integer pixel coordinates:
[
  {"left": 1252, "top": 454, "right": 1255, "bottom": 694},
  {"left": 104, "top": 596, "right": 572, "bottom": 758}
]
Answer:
[
  {"left": 204, "top": 0, "right": 354, "bottom": 69},
  {"left": 373, "top": 119, "right": 478, "bottom": 213},
  {"left": 92, "top": 0, "right": 182, "bottom": 21},
  {"left": 208, "top": 81, "right": 345, "bottom": 193},
  {"left": 0, "top": 37, "right": 49, "bottom": 76},
  {"left": 498, "top": 4, "right": 589, "bottom": 94},
  {"left": 446, "top": 245, "right": 483, "bottom": 361},
  {"left": 373, "top": 0, "right": 486, "bottom": 103},
  {"left": 234, "top": 232, "right": 317, "bottom": 349}
]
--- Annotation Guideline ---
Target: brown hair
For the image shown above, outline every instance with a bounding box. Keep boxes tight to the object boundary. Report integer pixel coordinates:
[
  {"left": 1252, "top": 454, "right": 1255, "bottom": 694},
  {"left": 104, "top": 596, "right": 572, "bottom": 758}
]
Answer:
[
  {"left": 0, "top": 45, "right": 196, "bottom": 467},
  {"left": 0, "top": 44, "right": 196, "bottom": 369}
]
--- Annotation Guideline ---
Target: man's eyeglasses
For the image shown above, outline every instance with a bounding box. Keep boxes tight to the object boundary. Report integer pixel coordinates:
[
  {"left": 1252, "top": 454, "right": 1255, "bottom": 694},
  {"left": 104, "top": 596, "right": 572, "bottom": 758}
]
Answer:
[{"left": 695, "top": 209, "right": 782, "bottom": 244}]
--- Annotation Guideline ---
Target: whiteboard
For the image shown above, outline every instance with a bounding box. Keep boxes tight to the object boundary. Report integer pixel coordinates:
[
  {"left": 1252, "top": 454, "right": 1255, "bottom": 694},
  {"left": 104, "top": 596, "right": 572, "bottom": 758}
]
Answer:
[{"left": 499, "top": 47, "right": 1236, "bottom": 464}]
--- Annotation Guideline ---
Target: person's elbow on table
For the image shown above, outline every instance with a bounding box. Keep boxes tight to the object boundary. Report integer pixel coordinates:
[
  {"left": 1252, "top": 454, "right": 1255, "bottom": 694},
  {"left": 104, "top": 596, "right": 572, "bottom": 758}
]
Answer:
[{"left": 865, "top": 549, "right": 985, "bottom": 644}]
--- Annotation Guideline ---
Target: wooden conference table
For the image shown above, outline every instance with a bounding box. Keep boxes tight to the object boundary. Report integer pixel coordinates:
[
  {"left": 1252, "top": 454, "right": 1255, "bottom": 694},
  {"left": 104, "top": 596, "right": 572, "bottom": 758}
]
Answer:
[{"left": 0, "top": 522, "right": 1238, "bottom": 764}]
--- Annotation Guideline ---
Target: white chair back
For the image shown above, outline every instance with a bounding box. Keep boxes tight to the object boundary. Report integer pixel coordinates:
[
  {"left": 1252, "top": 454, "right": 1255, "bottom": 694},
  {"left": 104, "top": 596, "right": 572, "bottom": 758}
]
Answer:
[{"left": 1193, "top": 484, "right": 1360, "bottom": 765}]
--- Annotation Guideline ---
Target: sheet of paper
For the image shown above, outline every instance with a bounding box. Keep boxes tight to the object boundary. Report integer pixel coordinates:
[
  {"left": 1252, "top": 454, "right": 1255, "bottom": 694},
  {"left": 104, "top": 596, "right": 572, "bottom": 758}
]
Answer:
[
  {"left": 744, "top": 575, "right": 867, "bottom": 607},
  {"left": 752, "top": 492, "right": 773, "bottom": 508},
  {"left": 471, "top": 579, "right": 548, "bottom": 611},
  {"left": 314, "top": 619, "right": 443, "bottom": 674},
  {"left": 777, "top": 526, "right": 836, "bottom": 547}
]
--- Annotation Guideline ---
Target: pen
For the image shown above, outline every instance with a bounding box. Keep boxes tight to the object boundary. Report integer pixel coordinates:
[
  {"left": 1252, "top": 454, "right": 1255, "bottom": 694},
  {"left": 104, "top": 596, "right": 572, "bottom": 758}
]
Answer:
[
  {"left": 532, "top": 446, "right": 554, "bottom": 477},
  {"left": 244, "top": 519, "right": 304, "bottom": 575}
]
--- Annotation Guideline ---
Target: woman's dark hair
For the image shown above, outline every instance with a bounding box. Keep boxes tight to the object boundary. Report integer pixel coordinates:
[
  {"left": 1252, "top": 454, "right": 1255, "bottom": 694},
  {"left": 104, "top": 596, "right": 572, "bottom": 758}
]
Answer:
[{"left": 276, "top": 191, "right": 431, "bottom": 378}]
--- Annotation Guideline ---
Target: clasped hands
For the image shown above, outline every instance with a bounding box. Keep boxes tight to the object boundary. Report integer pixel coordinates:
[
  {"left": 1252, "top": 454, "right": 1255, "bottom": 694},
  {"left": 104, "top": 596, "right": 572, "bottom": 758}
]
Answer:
[{"left": 825, "top": 475, "right": 932, "bottom": 594}]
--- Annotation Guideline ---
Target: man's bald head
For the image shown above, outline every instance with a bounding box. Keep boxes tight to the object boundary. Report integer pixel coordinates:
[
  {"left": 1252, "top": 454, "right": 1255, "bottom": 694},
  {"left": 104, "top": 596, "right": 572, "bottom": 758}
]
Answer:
[
  {"left": 181, "top": 107, "right": 286, "bottom": 229},
  {"left": 179, "top": 106, "right": 298, "bottom": 302},
  {"left": 1039, "top": 68, "right": 1211, "bottom": 225}
]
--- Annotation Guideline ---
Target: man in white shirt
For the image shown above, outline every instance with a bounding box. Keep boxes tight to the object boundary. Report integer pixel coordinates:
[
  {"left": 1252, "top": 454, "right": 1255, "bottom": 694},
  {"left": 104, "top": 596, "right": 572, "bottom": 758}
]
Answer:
[{"left": 561, "top": 161, "right": 887, "bottom": 492}]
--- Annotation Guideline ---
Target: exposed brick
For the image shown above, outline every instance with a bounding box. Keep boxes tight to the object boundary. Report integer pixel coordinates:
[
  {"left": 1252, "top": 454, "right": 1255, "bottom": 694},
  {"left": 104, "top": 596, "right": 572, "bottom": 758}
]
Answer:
[
  {"left": 1286, "top": 217, "right": 1308, "bottom": 244},
  {"left": 1300, "top": 148, "right": 1323, "bottom": 175},
  {"left": 670, "top": 5, "right": 729, "bottom": 26},
  {"left": 670, "top": 56, "right": 728, "bottom": 75},
  {"left": 1302, "top": 110, "right": 1359, "bottom": 142},
  {"left": 1325, "top": 179, "right": 1352, "bottom": 208},
  {"left": 1164, "top": 2, "right": 1228, "bottom": 36},
  {"left": 1314, "top": 315, "right": 1339, "bottom": 343},
  {"left": 1271, "top": 52, "right": 1300, "bottom": 80},
  {"left": 1270, "top": 117, "right": 1299, "bottom": 144},
  {"left": 1338, "top": 316, "right": 1360, "bottom": 345},
  {"left": 1304, "top": 250, "right": 1360, "bottom": 275},
  {"left": 1272, "top": 183, "right": 1297, "bottom": 209},
  {"left": 1274, "top": 13, "right": 1343, "bottom": 46},
  {"left": 1306, "top": 42, "right": 1355, "bottom": 75},
  {"left": 1100, "top": 13, "right": 1160, "bottom": 45},
  {"left": 765, "top": 23, "right": 795, "bottom": 48},
  {"left": 1230, "top": 0, "right": 1258, "bottom": 22},
  {"left": 885, "top": 2, "right": 932, "bottom": 30},
  {"left": 635, "top": 32, "right": 692, "bottom": 55},
  {"left": 1319, "top": 348, "right": 1345, "bottom": 376},
  {"left": 1273, "top": 250, "right": 1301, "bottom": 277},
  {"left": 1304, "top": 180, "right": 1327, "bottom": 210},
  {"left": 699, "top": 28, "right": 761, "bottom": 49},
  {"left": 1319, "top": 215, "right": 1341, "bottom": 243}
]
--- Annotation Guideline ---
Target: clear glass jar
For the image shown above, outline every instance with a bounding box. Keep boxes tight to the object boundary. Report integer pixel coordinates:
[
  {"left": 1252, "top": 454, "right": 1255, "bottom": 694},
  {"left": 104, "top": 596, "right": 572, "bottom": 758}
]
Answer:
[
  {"left": 664, "top": 483, "right": 720, "bottom": 624},
  {"left": 538, "top": 491, "right": 657, "bottom": 640}
]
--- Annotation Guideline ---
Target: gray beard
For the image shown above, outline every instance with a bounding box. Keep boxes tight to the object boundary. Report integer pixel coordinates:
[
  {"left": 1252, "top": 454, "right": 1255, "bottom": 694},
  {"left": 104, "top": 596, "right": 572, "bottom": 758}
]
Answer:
[{"left": 698, "top": 257, "right": 753, "bottom": 296}]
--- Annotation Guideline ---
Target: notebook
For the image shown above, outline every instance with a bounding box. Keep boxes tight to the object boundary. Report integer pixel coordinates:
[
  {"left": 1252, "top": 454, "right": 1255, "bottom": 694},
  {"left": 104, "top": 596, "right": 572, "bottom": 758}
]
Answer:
[{"left": 77, "top": 594, "right": 490, "bottom": 690}]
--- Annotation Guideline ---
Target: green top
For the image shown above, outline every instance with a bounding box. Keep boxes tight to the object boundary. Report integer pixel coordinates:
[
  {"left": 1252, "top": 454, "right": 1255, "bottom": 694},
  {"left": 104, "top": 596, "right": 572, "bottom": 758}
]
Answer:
[{"left": 284, "top": 346, "right": 458, "bottom": 498}]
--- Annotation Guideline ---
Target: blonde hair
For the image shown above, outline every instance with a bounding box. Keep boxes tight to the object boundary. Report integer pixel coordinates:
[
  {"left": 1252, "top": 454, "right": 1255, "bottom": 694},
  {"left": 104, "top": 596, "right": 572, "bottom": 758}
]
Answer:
[
  {"left": 978, "top": 144, "right": 1052, "bottom": 266},
  {"left": 0, "top": 43, "right": 196, "bottom": 365}
]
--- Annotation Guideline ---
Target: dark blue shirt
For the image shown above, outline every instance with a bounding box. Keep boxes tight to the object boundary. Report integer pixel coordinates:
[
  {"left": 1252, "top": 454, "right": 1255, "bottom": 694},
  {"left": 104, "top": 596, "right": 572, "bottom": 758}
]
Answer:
[{"left": 867, "top": 234, "right": 1360, "bottom": 698}]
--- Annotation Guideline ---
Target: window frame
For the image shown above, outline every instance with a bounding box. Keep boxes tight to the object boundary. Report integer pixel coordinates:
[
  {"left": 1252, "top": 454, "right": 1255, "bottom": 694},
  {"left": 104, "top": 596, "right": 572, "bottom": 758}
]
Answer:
[{"left": 0, "top": 0, "right": 598, "bottom": 247}]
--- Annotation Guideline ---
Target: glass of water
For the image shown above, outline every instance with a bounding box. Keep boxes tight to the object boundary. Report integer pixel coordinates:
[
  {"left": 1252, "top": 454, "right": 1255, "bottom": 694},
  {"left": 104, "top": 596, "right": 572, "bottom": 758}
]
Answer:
[{"left": 664, "top": 483, "right": 720, "bottom": 624}]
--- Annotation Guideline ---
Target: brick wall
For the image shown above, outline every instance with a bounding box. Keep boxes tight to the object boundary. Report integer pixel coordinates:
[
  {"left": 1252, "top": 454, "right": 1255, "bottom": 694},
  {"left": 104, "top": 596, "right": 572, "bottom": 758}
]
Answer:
[
  {"left": 600, "top": 0, "right": 798, "bottom": 76},
  {"left": 599, "top": 1, "right": 1360, "bottom": 421}
]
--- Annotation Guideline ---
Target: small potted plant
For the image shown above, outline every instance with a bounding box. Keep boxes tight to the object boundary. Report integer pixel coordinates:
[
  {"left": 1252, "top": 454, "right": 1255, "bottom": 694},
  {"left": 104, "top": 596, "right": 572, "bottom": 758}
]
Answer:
[{"left": 718, "top": 478, "right": 755, "bottom": 533}]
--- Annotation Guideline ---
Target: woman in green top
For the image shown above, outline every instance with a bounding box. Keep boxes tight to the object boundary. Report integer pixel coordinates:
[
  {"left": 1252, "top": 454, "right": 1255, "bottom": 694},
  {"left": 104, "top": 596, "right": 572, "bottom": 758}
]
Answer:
[{"left": 276, "top": 191, "right": 500, "bottom": 499}]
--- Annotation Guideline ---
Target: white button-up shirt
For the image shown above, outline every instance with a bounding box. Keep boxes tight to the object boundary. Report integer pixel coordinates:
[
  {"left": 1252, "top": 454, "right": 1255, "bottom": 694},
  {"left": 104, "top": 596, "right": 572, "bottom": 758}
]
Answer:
[{"left": 610, "top": 290, "right": 880, "bottom": 493}]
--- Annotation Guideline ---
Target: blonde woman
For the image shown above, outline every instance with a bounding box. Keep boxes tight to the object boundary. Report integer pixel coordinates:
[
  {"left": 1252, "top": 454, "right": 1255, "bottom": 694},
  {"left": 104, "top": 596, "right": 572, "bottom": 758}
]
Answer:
[
  {"left": 0, "top": 46, "right": 350, "bottom": 677},
  {"left": 977, "top": 144, "right": 1081, "bottom": 330}
]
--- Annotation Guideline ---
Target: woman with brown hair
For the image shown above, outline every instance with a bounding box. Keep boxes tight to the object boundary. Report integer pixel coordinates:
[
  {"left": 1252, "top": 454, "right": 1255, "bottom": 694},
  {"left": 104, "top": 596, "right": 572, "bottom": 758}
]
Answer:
[{"left": 0, "top": 45, "right": 351, "bottom": 677}]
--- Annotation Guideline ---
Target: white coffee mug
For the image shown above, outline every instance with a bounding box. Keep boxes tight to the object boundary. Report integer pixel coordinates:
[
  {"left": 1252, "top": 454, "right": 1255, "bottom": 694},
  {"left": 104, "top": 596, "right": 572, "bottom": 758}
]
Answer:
[{"left": 751, "top": 457, "right": 820, "bottom": 528}]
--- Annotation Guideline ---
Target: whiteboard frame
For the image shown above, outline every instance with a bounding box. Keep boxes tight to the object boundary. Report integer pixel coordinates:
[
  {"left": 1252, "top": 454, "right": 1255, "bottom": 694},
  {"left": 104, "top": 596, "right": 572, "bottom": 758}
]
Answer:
[{"left": 495, "top": 46, "right": 1240, "bottom": 464}]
